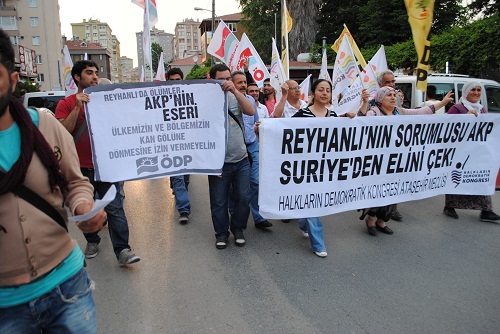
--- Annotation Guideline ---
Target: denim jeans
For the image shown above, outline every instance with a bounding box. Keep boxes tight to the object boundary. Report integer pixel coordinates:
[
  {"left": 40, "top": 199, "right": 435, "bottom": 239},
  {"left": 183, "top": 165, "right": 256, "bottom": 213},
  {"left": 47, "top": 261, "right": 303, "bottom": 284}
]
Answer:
[
  {"left": 299, "top": 217, "right": 326, "bottom": 252},
  {"left": 171, "top": 175, "right": 191, "bottom": 215},
  {"left": 0, "top": 268, "right": 96, "bottom": 334},
  {"left": 247, "top": 141, "right": 265, "bottom": 223},
  {"left": 81, "top": 169, "right": 131, "bottom": 258},
  {"left": 208, "top": 159, "right": 250, "bottom": 239}
]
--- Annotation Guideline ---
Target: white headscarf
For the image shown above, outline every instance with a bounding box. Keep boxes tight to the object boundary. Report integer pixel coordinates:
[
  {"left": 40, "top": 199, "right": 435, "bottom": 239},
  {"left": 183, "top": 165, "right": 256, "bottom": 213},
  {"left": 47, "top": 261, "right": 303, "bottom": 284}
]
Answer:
[{"left": 460, "top": 81, "right": 483, "bottom": 112}]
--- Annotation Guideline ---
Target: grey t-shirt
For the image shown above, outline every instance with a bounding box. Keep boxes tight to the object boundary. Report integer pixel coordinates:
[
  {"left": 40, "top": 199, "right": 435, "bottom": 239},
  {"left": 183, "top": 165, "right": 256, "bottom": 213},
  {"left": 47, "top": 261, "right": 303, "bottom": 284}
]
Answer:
[{"left": 225, "top": 92, "right": 248, "bottom": 163}]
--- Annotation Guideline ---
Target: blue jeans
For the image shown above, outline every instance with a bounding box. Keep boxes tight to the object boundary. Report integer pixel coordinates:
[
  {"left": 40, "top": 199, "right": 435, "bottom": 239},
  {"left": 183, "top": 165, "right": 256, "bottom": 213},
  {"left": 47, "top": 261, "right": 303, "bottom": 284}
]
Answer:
[
  {"left": 81, "top": 169, "right": 131, "bottom": 258},
  {"left": 247, "top": 141, "right": 265, "bottom": 223},
  {"left": 171, "top": 175, "right": 191, "bottom": 215},
  {"left": 0, "top": 268, "right": 96, "bottom": 334},
  {"left": 299, "top": 217, "right": 326, "bottom": 252},
  {"left": 208, "top": 159, "right": 250, "bottom": 239}
]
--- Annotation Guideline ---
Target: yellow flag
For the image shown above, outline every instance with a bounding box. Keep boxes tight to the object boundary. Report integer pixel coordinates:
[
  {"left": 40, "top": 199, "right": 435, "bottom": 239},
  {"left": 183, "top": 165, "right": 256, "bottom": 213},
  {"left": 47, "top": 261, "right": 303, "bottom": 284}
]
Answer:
[
  {"left": 281, "top": 0, "right": 292, "bottom": 79},
  {"left": 405, "top": 0, "right": 434, "bottom": 92},
  {"left": 331, "top": 25, "right": 367, "bottom": 69}
]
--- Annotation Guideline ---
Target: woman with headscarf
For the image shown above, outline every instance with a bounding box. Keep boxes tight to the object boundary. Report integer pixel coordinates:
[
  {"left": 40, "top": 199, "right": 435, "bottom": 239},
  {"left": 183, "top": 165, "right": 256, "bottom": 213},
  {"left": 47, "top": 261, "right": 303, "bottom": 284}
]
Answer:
[
  {"left": 443, "top": 82, "right": 500, "bottom": 222},
  {"left": 357, "top": 86, "right": 454, "bottom": 236}
]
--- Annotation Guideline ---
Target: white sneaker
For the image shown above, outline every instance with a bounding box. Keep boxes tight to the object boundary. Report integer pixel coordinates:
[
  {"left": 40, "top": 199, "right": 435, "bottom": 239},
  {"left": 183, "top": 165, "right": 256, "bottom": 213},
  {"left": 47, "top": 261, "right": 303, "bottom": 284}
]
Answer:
[
  {"left": 302, "top": 231, "right": 309, "bottom": 237},
  {"left": 314, "top": 251, "right": 327, "bottom": 258}
]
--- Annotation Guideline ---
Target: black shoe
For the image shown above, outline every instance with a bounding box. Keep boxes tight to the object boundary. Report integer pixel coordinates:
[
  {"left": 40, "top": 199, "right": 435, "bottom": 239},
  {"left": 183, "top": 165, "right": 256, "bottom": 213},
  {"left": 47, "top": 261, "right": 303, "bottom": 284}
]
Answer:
[
  {"left": 234, "top": 231, "right": 246, "bottom": 247},
  {"left": 443, "top": 207, "right": 459, "bottom": 219},
  {"left": 179, "top": 212, "right": 189, "bottom": 224},
  {"left": 480, "top": 211, "right": 500, "bottom": 223},
  {"left": 215, "top": 236, "right": 228, "bottom": 249},
  {"left": 366, "top": 221, "right": 377, "bottom": 236},
  {"left": 281, "top": 219, "right": 291, "bottom": 223},
  {"left": 376, "top": 224, "right": 394, "bottom": 235},
  {"left": 391, "top": 209, "right": 403, "bottom": 222},
  {"left": 255, "top": 220, "right": 273, "bottom": 229}
]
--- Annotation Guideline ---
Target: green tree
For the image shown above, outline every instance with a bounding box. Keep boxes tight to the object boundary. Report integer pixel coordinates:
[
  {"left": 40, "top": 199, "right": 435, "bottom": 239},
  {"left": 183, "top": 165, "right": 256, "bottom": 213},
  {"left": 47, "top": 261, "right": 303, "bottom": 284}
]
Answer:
[
  {"left": 151, "top": 42, "right": 165, "bottom": 74},
  {"left": 186, "top": 64, "right": 210, "bottom": 79},
  {"left": 13, "top": 80, "right": 40, "bottom": 98},
  {"left": 239, "top": 0, "right": 280, "bottom": 64}
]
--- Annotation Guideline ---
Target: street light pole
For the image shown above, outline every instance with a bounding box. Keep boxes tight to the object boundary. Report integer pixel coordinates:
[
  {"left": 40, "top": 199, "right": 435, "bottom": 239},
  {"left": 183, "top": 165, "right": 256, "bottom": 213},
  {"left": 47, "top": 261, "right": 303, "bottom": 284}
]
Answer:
[{"left": 211, "top": 0, "right": 215, "bottom": 66}]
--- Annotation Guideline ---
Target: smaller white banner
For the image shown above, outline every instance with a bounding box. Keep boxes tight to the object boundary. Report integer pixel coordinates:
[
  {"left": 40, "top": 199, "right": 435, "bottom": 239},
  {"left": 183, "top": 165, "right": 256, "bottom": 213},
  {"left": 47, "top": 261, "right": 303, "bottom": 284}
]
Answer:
[{"left": 85, "top": 80, "right": 227, "bottom": 182}]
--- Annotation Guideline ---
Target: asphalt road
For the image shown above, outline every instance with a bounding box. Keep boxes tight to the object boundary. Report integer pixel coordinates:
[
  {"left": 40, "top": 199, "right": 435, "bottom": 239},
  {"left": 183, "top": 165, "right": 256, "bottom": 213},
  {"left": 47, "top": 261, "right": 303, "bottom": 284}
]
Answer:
[{"left": 70, "top": 175, "right": 500, "bottom": 334}]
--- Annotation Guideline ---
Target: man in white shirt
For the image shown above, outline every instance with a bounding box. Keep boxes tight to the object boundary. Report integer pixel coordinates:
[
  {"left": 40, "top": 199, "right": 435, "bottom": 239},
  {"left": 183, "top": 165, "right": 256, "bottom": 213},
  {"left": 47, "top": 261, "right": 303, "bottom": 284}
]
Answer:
[{"left": 271, "top": 80, "right": 308, "bottom": 118}]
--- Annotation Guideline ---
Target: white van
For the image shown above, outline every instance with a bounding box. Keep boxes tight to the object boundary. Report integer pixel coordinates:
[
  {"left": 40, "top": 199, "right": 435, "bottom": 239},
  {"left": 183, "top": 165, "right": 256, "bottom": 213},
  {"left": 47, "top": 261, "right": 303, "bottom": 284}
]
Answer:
[
  {"left": 395, "top": 74, "right": 500, "bottom": 113},
  {"left": 23, "top": 91, "right": 65, "bottom": 115}
]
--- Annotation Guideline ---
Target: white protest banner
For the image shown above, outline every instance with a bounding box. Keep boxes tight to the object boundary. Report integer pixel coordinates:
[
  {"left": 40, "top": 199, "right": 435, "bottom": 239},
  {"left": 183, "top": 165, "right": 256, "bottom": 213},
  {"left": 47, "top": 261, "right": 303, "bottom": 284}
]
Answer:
[
  {"left": 299, "top": 74, "right": 312, "bottom": 104},
  {"left": 84, "top": 80, "right": 227, "bottom": 182},
  {"left": 230, "top": 33, "right": 270, "bottom": 87},
  {"left": 258, "top": 114, "right": 500, "bottom": 219}
]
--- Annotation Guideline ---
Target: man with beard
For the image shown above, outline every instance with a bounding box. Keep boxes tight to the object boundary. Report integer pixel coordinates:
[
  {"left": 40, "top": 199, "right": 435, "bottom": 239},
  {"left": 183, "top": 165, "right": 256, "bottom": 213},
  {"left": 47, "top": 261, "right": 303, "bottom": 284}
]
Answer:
[
  {"left": 55, "top": 61, "right": 140, "bottom": 265},
  {"left": 0, "top": 29, "right": 105, "bottom": 333},
  {"left": 262, "top": 78, "right": 277, "bottom": 116}
]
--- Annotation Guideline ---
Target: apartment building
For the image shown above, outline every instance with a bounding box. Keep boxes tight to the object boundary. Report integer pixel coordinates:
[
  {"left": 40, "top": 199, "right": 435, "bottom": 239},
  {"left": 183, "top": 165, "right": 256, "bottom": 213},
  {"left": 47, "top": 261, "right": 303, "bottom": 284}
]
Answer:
[
  {"left": 174, "top": 18, "right": 201, "bottom": 60},
  {"left": 0, "top": 0, "right": 63, "bottom": 90},
  {"left": 65, "top": 38, "right": 111, "bottom": 80},
  {"left": 199, "top": 13, "right": 244, "bottom": 63},
  {"left": 71, "top": 19, "right": 122, "bottom": 83},
  {"left": 120, "top": 56, "right": 136, "bottom": 83},
  {"left": 136, "top": 27, "right": 174, "bottom": 81}
]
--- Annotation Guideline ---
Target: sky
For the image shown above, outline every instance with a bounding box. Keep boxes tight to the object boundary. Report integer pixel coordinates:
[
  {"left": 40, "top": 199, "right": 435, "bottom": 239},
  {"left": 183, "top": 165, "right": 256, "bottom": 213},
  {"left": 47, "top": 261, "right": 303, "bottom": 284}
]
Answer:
[{"left": 59, "top": 0, "right": 241, "bottom": 67}]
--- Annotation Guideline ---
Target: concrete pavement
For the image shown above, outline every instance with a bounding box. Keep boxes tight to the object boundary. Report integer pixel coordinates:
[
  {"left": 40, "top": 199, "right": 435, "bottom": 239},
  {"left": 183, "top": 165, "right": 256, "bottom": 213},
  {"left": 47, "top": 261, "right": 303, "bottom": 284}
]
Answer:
[{"left": 70, "top": 175, "right": 500, "bottom": 334}]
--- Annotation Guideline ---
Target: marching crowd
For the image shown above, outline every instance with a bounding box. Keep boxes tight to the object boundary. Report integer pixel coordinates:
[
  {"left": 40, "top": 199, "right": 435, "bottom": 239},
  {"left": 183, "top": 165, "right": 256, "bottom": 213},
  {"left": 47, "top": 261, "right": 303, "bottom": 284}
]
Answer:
[{"left": 1, "top": 28, "right": 499, "bottom": 332}]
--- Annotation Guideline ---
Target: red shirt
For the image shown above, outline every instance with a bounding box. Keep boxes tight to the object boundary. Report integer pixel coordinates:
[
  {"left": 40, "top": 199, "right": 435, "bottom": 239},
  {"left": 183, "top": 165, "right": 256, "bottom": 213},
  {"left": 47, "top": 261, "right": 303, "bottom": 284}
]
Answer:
[
  {"left": 55, "top": 94, "right": 93, "bottom": 168},
  {"left": 265, "top": 97, "right": 276, "bottom": 116}
]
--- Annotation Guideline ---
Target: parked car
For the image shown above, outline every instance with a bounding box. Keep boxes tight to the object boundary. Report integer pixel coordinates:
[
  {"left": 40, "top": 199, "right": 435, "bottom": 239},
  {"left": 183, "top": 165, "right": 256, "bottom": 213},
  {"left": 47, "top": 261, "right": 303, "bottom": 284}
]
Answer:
[
  {"left": 23, "top": 91, "right": 65, "bottom": 115},
  {"left": 395, "top": 74, "right": 500, "bottom": 114}
]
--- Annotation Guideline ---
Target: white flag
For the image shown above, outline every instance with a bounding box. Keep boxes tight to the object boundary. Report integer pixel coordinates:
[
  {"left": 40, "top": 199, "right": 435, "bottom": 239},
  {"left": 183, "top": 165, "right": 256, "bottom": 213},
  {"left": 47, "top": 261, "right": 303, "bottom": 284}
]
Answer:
[
  {"left": 142, "top": 0, "right": 152, "bottom": 70},
  {"left": 360, "top": 45, "right": 388, "bottom": 99},
  {"left": 155, "top": 52, "right": 165, "bottom": 81},
  {"left": 319, "top": 49, "right": 331, "bottom": 82},
  {"left": 62, "top": 45, "right": 78, "bottom": 97},
  {"left": 299, "top": 74, "right": 312, "bottom": 104},
  {"left": 332, "top": 35, "right": 358, "bottom": 104},
  {"left": 335, "top": 76, "right": 364, "bottom": 115},
  {"left": 207, "top": 20, "right": 239, "bottom": 67},
  {"left": 230, "top": 33, "right": 270, "bottom": 87},
  {"left": 270, "top": 37, "right": 287, "bottom": 102},
  {"left": 140, "top": 65, "right": 145, "bottom": 82}
]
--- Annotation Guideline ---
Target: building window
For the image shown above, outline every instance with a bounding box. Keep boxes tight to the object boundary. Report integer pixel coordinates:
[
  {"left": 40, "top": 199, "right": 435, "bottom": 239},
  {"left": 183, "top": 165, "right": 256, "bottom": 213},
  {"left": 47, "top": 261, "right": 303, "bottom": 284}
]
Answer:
[
  {"left": 193, "top": 32, "right": 198, "bottom": 37},
  {"left": 100, "top": 33, "right": 106, "bottom": 37},
  {"left": 32, "top": 36, "right": 41, "bottom": 45},
  {"left": 178, "top": 31, "right": 185, "bottom": 36},
  {"left": 194, "top": 46, "right": 198, "bottom": 50},
  {"left": 100, "top": 39, "right": 107, "bottom": 45},
  {"left": 30, "top": 17, "right": 39, "bottom": 27},
  {"left": 100, "top": 55, "right": 103, "bottom": 60},
  {"left": 100, "top": 25, "right": 106, "bottom": 30},
  {"left": 35, "top": 55, "right": 42, "bottom": 64},
  {"left": 187, "top": 32, "right": 191, "bottom": 36},
  {"left": 179, "top": 39, "right": 185, "bottom": 43},
  {"left": 86, "top": 33, "right": 90, "bottom": 38},
  {"left": 85, "top": 25, "right": 89, "bottom": 31},
  {"left": 227, "top": 23, "right": 237, "bottom": 32},
  {"left": 37, "top": 73, "right": 44, "bottom": 82},
  {"left": 0, "top": 16, "right": 17, "bottom": 30},
  {"left": 92, "top": 25, "right": 97, "bottom": 30},
  {"left": 28, "top": 0, "right": 37, "bottom": 8},
  {"left": 194, "top": 39, "right": 198, "bottom": 44},
  {"left": 100, "top": 66, "right": 104, "bottom": 72},
  {"left": 9, "top": 35, "right": 19, "bottom": 45},
  {"left": 178, "top": 24, "right": 185, "bottom": 29},
  {"left": 187, "top": 39, "right": 191, "bottom": 43},
  {"left": 93, "top": 33, "right": 98, "bottom": 37}
]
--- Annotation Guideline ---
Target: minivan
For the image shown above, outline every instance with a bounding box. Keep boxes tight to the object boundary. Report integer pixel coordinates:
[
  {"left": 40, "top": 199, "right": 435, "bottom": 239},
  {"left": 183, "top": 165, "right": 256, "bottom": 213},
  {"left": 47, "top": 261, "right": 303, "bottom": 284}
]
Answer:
[
  {"left": 23, "top": 91, "right": 65, "bottom": 115},
  {"left": 395, "top": 74, "right": 500, "bottom": 114}
]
